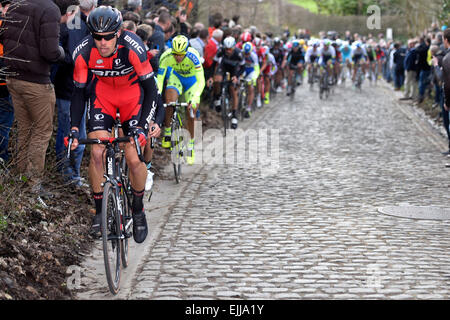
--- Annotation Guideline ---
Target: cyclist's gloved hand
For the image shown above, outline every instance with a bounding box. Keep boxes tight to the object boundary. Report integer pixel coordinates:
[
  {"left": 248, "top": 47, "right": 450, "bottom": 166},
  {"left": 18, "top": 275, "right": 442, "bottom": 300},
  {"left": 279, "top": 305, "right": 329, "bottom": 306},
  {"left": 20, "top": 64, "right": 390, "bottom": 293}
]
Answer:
[
  {"left": 131, "top": 127, "right": 147, "bottom": 147},
  {"left": 64, "top": 129, "right": 80, "bottom": 147}
]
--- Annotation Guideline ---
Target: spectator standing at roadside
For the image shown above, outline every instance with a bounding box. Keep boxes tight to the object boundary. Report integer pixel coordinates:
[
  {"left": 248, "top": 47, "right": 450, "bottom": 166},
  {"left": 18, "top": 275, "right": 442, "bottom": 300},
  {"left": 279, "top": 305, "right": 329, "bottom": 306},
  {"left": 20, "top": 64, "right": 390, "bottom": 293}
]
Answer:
[
  {"left": 440, "top": 29, "right": 450, "bottom": 154},
  {"left": 147, "top": 10, "right": 172, "bottom": 73},
  {"left": 54, "top": 0, "right": 96, "bottom": 187},
  {"left": 0, "top": 0, "right": 12, "bottom": 165},
  {"left": 400, "top": 39, "right": 419, "bottom": 101},
  {"left": 393, "top": 42, "right": 406, "bottom": 91},
  {"left": 203, "top": 28, "right": 223, "bottom": 91},
  {"left": 416, "top": 36, "right": 432, "bottom": 105},
  {"left": 190, "top": 28, "right": 209, "bottom": 61},
  {"left": 0, "top": 0, "right": 75, "bottom": 198}
]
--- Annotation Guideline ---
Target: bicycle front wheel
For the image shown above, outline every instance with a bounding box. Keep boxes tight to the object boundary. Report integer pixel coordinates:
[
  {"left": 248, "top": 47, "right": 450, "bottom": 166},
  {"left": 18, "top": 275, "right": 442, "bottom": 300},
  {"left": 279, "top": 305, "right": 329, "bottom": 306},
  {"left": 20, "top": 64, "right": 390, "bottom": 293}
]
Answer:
[
  {"left": 120, "top": 183, "right": 132, "bottom": 268},
  {"left": 171, "top": 121, "right": 183, "bottom": 184},
  {"left": 101, "top": 181, "right": 121, "bottom": 295},
  {"left": 221, "top": 93, "right": 229, "bottom": 137}
]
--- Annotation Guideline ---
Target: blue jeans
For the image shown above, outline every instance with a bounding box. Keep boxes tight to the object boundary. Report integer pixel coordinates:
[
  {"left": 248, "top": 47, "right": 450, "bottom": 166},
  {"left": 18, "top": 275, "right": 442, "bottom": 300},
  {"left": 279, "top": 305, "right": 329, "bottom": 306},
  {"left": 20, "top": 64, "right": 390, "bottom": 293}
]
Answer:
[
  {"left": 434, "top": 82, "right": 443, "bottom": 105},
  {"left": 418, "top": 69, "right": 431, "bottom": 99},
  {"left": 394, "top": 69, "right": 405, "bottom": 89},
  {"left": 55, "top": 98, "right": 86, "bottom": 181},
  {"left": 0, "top": 96, "right": 13, "bottom": 162}
]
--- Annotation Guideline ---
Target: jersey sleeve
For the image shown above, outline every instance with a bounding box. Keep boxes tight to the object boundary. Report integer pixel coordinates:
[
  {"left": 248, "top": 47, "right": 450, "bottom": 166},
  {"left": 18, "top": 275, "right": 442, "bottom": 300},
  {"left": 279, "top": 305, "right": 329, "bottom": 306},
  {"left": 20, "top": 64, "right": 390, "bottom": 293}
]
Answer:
[
  {"left": 186, "top": 49, "right": 205, "bottom": 105},
  {"left": 72, "top": 36, "right": 92, "bottom": 88},
  {"left": 123, "top": 31, "right": 154, "bottom": 81},
  {"left": 156, "top": 50, "right": 171, "bottom": 93}
]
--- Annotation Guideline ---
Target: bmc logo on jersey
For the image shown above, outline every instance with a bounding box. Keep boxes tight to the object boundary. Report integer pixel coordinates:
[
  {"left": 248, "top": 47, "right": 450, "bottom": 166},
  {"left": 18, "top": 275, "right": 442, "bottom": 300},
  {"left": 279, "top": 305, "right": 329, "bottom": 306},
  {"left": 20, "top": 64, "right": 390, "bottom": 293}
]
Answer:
[
  {"left": 124, "top": 34, "right": 145, "bottom": 55},
  {"left": 72, "top": 38, "right": 89, "bottom": 60},
  {"left": 91, "top": 66, "right": 134, "bottom": 77}
]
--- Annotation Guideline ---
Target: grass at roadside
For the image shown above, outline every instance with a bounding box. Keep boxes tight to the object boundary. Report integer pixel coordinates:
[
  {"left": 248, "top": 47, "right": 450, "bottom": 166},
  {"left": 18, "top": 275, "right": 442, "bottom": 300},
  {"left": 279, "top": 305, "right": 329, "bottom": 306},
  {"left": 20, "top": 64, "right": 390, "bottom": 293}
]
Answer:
[{"left": 285, "top": 0, "right": 319, "bottom": 13}]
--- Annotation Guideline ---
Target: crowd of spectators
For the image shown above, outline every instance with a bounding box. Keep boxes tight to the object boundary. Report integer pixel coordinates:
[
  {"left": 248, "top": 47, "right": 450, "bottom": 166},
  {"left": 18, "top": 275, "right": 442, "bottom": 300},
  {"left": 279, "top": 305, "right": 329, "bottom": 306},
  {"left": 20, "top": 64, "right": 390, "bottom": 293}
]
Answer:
[
  {"left": 1, "top": 0, "right": 450, "bottom": 202},
  {"left": 380, "top": 24, "right": 450, "bottom": 154}
]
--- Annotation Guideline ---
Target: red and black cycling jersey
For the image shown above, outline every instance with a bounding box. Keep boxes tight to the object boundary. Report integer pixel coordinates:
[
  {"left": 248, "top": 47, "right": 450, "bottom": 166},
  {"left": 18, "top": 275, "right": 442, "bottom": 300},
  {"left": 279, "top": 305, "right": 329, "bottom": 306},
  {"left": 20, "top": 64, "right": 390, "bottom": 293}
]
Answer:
[
  {"left": 70, "top": 30, "right": 164, "bottom": 133},
  {"left": 72, "top": 30, "right": 153, "bottom": 87}
]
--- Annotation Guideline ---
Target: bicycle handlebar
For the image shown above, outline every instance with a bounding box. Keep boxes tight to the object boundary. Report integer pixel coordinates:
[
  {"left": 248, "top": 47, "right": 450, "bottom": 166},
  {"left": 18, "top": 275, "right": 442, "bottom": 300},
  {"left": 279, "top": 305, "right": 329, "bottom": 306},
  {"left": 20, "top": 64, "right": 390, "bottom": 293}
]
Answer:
[
  {"left": 66, "top": 136, "right": 144, "bottom": 162},
  {"left": 163, "top": 102, "right": 194, "bottom": 118},
  {"left": 163, "top": 102, "right": 189, "bottom": 108}
]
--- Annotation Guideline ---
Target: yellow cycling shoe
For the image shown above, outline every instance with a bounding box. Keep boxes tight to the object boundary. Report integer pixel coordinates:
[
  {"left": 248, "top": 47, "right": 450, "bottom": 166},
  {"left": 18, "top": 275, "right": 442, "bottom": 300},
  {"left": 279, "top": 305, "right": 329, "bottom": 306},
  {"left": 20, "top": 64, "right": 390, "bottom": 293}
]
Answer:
[
  {"left": 162, "top": 136, "right": 171, "bottom": 149},
  {"left": 162, "top": 128, "right": 172, "bottom": 148},
  {"left": 187, "top": 148, "right": 195, "bottom": 165},
  {"left": 264, "top": 92, "right": 270, "bottom": 104}
]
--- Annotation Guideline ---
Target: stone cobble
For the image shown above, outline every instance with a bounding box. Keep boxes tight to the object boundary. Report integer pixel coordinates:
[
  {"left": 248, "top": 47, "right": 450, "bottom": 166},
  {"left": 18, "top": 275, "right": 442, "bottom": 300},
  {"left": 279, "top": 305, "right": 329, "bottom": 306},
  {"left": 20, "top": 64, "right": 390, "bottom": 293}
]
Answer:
[{"left": 128, "top": 84, "right": 450, "bottom": 299}]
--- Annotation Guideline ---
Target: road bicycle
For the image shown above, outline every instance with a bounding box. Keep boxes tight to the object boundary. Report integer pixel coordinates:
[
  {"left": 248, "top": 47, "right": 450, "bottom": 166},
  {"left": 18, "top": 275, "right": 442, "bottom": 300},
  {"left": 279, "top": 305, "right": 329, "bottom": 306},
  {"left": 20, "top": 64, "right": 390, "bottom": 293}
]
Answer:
[
  {"left": 163, "top": 102, "right": 192, "bottom": 184},
  {"left": 319, "top": 66, "right": 332, "bottom": 100},
  {"left": 308, "top": 62, "right": 319, "bottom": 91},
  {"left": 66, "top": 111, "right": 146, "bottom": 294},
  {"left": 67, "top": 134, "right": 142, "bottom": 294},
  {"left": 237, "top": 77, "right": 253, "bottom": 121},
  {"left": 220, "top": 72, "right": 233, "bottom": 137},
  {"left": 354, "top": 62, "right": 364, "bottom": 92}
]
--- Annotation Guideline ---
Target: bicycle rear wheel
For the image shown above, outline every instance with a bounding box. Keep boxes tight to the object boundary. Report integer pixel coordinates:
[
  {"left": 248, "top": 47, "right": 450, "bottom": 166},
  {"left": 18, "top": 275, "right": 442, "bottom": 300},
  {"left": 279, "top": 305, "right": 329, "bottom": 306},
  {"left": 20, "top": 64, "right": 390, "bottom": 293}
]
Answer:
[{"left": 101, "top": 181, "right": 121, "bottom": 294}]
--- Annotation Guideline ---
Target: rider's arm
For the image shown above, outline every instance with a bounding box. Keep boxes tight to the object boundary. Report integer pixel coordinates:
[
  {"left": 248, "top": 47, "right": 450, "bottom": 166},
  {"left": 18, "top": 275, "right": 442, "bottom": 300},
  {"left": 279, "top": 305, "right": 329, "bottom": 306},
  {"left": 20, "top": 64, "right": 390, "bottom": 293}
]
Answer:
[
  {"left": 128, "top": 40, "right": 161, "bottom": 130},
  {"left": 237, "top": 52, "right": 246, "bottom": 77},
  {"left": 252, "top": 52, "right": 260, "bottom": 77},
  {"left": 186, "top": 49, "right": 206, "bottom": 105},
  {"left": 70, "top": 50, "right": 89, "bottom": 129},
  {"left": 140, "top": 76, "right": 165, "bottom": 128},
  {"left": 305, "top": 49, "right": 311, "bottom": 64},
  {"left": 156, "top": 50, "right": 171, "bottom": 93},
  {"left": 330, "top": 47, "right": 336, "bottom": 63}
]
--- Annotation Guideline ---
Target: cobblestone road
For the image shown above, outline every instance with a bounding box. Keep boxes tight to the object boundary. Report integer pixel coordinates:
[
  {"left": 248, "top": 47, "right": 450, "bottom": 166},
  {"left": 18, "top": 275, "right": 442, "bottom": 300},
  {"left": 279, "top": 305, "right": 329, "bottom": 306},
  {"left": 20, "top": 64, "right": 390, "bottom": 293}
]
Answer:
[{"left": 79, "top": 81, "right": 450, "bottom": 300}]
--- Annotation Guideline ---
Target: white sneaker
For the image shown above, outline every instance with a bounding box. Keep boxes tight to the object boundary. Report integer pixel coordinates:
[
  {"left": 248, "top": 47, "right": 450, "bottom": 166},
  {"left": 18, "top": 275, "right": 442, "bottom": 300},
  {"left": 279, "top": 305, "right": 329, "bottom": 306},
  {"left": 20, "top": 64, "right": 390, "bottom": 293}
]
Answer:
[
  {"left": 145, "top": 170, "right": 154, "bottom": 191},
  {"left": 276, "top": 87, "right": 283, "bottom": 93}
]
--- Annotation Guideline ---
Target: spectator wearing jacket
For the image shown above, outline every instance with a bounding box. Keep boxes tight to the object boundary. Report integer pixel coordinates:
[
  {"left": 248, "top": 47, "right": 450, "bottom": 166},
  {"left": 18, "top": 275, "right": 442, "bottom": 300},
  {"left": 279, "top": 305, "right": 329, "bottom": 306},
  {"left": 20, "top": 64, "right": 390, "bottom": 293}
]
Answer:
[
  {"left": 147, "top": 10, "right": 171, "bottom": 73},
  {"left": 0, "top": 0, "right": 75, "bottom": 197},
  {"left": 440, "top": 29, "right": 450, "bottom": 153},
  {"left": 54, "top": 0, "right": 96, "bottom": 187},
  {"left": 204, "top": 28, "right": 223, "bottom": 84},
  {"left": 393, "top": 42, "right": 406, "bottom": 91},
  {"left": 431, "top": 43, "right": 450, "bottom": 154},
  {"left": 0, "top": 0, "right": 12, "bottom": 164},
  {"left": 190, "top": 28, "right": 209, "bottom": 62},
  {"left": 400, "top": 39, "right": 419, "bottom": 101},
  {"left": 416, "top": 36, "right": 432, "bottom": 105}
]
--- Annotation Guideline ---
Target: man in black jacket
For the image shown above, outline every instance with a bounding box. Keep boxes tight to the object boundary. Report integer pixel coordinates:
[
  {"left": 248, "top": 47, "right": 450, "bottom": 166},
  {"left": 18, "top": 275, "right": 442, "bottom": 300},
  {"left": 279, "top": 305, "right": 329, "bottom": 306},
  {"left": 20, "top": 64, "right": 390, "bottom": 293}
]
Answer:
[
  {"left": 441, "top": 29, "right": 450, "bottom": 155},
  {"left": 54, "top": 0, "right": 96, "bottom": 187},
  {"left": 0, "top": 0, "right": 73, "bottom": 198},
  {"left": 147, "top": 10, "right": 171, "bottom": 73},
  {"left": 416, "top": 37, "right": 432, "bottom": 105},
  {"left": 393, "top": 42, "right": 406, "bottom": 91}
]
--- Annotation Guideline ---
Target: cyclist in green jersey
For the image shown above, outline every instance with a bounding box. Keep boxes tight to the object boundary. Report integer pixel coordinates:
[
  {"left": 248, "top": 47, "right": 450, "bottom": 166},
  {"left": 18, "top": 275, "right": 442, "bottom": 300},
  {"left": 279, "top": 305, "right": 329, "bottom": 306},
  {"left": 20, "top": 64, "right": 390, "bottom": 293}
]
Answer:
[{"left": 157, "top": 35, "right": 205, "bottom": 165}]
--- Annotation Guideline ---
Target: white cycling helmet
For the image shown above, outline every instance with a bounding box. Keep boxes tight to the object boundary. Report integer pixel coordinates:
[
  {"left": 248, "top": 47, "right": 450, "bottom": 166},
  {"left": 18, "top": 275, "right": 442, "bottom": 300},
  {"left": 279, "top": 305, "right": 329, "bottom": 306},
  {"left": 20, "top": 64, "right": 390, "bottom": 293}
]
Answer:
[{"left": 223, "top": 36, "right": 236, "bottom": 49}]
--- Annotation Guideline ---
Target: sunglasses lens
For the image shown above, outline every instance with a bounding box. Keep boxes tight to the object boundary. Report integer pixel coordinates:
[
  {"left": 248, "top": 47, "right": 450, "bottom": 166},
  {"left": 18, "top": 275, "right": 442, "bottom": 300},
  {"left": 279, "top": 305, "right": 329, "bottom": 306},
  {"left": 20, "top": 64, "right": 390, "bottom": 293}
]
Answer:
[{"left": 93, "top": 33, "right": 116, "bottom": 41}]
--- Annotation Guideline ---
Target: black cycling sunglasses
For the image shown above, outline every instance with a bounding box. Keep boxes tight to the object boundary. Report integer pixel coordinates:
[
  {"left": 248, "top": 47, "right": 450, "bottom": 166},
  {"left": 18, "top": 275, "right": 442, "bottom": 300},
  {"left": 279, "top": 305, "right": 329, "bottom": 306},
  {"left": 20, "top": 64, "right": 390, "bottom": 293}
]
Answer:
[{"left": 92, "top": 32, "right": 117, "bottom": 41}]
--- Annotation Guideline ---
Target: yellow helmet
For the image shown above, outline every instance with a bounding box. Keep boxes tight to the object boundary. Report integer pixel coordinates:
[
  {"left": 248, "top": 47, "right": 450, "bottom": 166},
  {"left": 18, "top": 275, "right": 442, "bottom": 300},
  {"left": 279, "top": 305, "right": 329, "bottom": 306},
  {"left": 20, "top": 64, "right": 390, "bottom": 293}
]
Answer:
[
  {"left": 172, "top": 35, "right": 189, "bottom": 54},
  {"left": 299, "top": 39, "right": 306, "bottom": 46}
]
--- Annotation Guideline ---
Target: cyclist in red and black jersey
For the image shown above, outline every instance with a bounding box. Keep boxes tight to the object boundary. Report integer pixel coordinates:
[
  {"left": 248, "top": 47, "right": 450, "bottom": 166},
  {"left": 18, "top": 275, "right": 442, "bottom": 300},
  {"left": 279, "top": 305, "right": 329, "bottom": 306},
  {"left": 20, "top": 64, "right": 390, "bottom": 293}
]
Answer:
[{"left": 67, "top": 6, "right": 164, "bottom": 243}]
